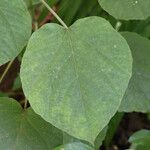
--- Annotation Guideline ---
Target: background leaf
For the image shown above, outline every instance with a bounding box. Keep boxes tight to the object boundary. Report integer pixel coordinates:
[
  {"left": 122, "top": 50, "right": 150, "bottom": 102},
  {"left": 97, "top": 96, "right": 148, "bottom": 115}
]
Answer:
[
  {"left": 98, "top": 0, "right": 150, "bottom": 20},
  {"left": 0, "top": 0, "right": 32, "bottom": 66},
  {"left": 94, "top": 127, "right": 107, "bottom": 150},
  {"left": 119, "top": 32, "right": 150, "bottom": 112},
  {"left": 0, "top": 97, "right": 63, "bottom": 150},
  {"left": 104, "top": 113, "right": 124, "bottom": 149},
  {"left": 55, "top": 0, "right": 101, "bottom": 26},
  {"left": 129, "top": 130, "right": 150, "bottom": 150}
]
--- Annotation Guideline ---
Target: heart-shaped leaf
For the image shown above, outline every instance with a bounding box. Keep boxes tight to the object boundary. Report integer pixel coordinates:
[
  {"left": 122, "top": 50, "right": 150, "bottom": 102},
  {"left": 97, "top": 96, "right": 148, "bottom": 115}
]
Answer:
[
  {"left": 98, "top": 0, "right": 150, "bottom": 20},
  {"left": 0, "top": 97, "right": 63, "bottom": 150},
  {"left": 20, "top": 17, "right": 132, "bottom": 143},
  {"left": 0, "top": 0, "right": 32, "bottom": 66},
  {"left": 119, "top": 32, "right": 150, "bottom": 112}
]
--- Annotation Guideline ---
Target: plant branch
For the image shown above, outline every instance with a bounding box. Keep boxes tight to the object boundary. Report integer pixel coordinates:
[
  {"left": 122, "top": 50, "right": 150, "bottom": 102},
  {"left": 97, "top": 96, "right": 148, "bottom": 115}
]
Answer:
[
  {"left": 0, "top": 59, "right": 14, "bottom": 84},
  {"left": 24, "top": 98, "right": 28, "bottom": 110},
  {"left": 34, "top": 21, "right": 38, "bottom": 31},
  {"left": 40, "top": 0, "right": 68, "bottom": 29}
]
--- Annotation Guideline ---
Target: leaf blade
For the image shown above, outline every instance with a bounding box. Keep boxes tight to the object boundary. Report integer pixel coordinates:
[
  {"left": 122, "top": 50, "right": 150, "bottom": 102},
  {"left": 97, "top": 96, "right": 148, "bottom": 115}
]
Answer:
[
  {"left": 0, "top": 0, "right": 32, "bottom": 66},
  {"left": 98, "top": 0, "right": 150, "bottom": 20},
  {"left": 119, "top": 32, "right": 150, "bottom": 112},
  {"left": 0, "top": 97, "right": 63, "bottom": 150},
  {"left": 21, "top": 17, "right": 132, "bottom": 143}
]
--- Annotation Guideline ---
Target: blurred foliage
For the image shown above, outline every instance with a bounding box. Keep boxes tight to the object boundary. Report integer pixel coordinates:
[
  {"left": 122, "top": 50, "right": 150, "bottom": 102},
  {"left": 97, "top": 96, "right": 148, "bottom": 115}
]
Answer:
[{"left": 129, "top": 130, "right": 150, "bottom": 150}]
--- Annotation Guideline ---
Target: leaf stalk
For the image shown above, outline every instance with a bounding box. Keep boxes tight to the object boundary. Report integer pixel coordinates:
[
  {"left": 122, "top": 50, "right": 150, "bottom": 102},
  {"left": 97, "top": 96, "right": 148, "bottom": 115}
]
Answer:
[
  {"left": 0, "top": 59, "right": 14, "bottom": 84},
  {"left": 40, "top": 0, "right": 68, "bottom": 29}
]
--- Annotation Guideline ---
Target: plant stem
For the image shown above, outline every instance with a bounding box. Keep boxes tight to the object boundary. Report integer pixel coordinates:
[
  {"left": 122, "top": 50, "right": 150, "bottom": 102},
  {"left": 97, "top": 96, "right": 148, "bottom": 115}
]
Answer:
[
  {"left": 40, "top": 0, "right": 68, "bottom": 29},
  {"left": 24, "top": 98, "right": 28, "bottom": 110},
  {"left": 0, "top": 59, "right": 14, "bottom": 84},
  {"left": 34, "top": 21, "right": 38, "bottom": 31},
  {"left": 115, "top": 21, "right": 122, "bottom": 31}
]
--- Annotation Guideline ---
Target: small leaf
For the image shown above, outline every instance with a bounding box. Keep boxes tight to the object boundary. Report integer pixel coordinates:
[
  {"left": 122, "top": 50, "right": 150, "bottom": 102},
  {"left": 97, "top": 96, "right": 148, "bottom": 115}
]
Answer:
[
  {"left": 0, "top": 97, "right": 63, "bottom": 150},
  {"left": 129, "top": 130, "right": 150, "bottom": 150},
  {"left": 21, "top": 17, "right": 132, "bottom": 143},
  {"left": 119, "top": 32, "right": 150, "bottom": 112},
  {"left": 54, "top": 142, "right": 94, "bottom": 150},
  {"left": 94, "top": 127, "right": 107, "bottom": 150},
  {"left": 104, "top": 113, "right": 123, "bottom": 149},
  {"left": 98, "top": 0, "right": 150, "bottom": 20},
  {"left": 0, "top": 0, "right": 32, "bottom": 66},
  {"left": 12, "top": 75, "right": 22, "bottom": 90}
]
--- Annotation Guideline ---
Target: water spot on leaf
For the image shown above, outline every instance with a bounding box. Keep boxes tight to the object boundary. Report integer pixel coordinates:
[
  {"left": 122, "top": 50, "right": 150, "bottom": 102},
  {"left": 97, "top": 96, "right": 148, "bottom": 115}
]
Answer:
[
  {"left": 133, "top": 0, "right": 138, "bottom": 5},
  {"left": 114, "top": 45, "right": 117, "bottom": 48}
]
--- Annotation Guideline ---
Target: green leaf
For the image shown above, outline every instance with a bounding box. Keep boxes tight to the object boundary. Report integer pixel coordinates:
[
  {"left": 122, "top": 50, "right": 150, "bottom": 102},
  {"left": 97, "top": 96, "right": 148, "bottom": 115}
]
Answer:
[
  {"left": 24, "top": 0, "right": 40, "bottom": 7},
  {"left": 119, "top": 32, "right": 150, "bottom": 112},
  {"left": 0, "top": 92, "right": 8, "bottom": 97},
  {"left": 129, "top": 130, "right": 150, "bottom": 150},
  {"left": 0, "top": 0, "right": 32, "bottom": 66},
  {"left": 54, "top": 142, "right": 94, "bottom": 150},
  {"left": 58, "top": 127, "right": 107, "bottom": 150},
  {"left": 94, "top": 127, "right": 107, "bottom": 150},
  {"left": 13, "top": 75, "right": 22, "bottom": 90},
  {"left": 104, "top": 113, "right": 123, "bottom": 149},
  {"left": 98, "top": 0, "right": 150, "bottom": 20},
  {"left": 0, "top": 97, "right": 63, "bottom": 150},
  {"left": 54, "top": 0, "right": 101, "bottom": 26},
  {"left": 62, "top": 127, "right": 107, "bottom": 150},
  {"left": 62, "top": 132, "right": 81, "bottom": 144},
  {"left": 20, "top": 17, "right": 132, "bottom": 143}
]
